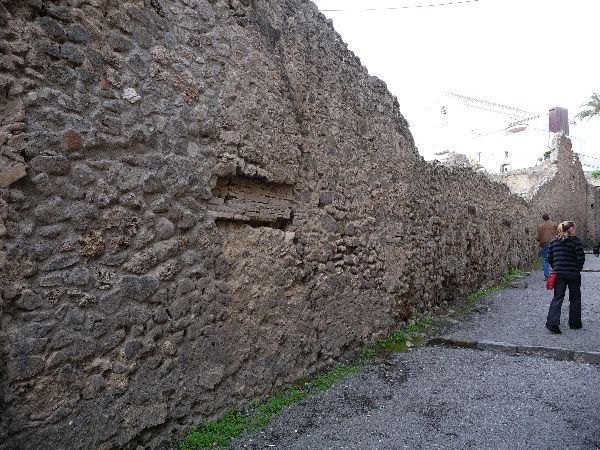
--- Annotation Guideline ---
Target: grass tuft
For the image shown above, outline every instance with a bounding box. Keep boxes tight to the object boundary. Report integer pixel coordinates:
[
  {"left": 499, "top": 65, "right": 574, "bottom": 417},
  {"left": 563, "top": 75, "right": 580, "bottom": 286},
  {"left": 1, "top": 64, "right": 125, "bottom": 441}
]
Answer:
[
  {"left": 357, "top": 315, "right": 434, "bottom": 360},
  {"left": 179, "top": 386, "right": 312, "bottom": 450},
  {"left": 467, "top": 267, "right": 528, "bottom": 305},
  {"left": 312, "top": 364, "right": 360, "bottom": 392}
]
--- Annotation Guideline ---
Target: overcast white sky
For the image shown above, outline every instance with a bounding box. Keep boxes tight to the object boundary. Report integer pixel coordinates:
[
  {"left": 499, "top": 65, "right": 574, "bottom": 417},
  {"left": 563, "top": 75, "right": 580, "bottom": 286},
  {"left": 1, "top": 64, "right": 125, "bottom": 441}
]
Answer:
[{"left": 312, "top": 0, "right": 600, "bottom": 160}]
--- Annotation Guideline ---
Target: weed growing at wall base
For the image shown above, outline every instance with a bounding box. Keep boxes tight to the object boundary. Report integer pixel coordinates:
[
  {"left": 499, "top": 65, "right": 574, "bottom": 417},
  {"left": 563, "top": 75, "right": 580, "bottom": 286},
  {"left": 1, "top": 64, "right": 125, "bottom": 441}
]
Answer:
[
  {"left": 179, "top": 385, "right": 311, "bottom": 450},
  {"left": 178, "top": 365, "right": 363, "bottom": 449},
  {"left": 178, "top": 316, "right": 433, "bottom": 450},
  {"left": 467, "top": 267, "right": 528, "bottom": 305},
  {"left": 358, "top": 315, "right": 433, "bottom": 359}
]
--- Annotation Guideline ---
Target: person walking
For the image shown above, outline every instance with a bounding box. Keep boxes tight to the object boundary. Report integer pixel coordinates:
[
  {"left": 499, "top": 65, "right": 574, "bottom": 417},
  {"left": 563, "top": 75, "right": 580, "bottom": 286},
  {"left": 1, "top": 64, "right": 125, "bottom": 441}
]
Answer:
[
  {"left": 545, "top": 221, "right": 585, "bottom": 334},
  {"left": 536, "top": 213, "right": 558, "bottom": 280},
  {"left": 594, "top": 233, "right": 600, "bottom": 257}
]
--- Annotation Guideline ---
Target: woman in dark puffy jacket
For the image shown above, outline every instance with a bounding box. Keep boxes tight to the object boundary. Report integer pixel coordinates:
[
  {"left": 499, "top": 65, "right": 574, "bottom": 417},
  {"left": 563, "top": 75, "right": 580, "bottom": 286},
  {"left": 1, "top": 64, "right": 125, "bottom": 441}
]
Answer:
[{"left": 545, "top": 221, "right": 585, "bottom": 334}]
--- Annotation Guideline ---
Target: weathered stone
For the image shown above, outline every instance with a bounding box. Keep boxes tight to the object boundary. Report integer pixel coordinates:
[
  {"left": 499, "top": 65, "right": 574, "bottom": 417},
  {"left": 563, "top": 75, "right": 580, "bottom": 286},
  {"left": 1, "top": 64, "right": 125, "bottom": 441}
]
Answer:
[
  {"left": 15, "top": 289, "right": 44, "bottom": 310},
  {"left": 67, "top": 24, "right": 90, "bottom": 44},
  {"left": 63, "top": 129, "right": 83, "bottom": 151},
  {"left": 114, "top": 305, "right": 151, "bottom": 328},
  {"left": 64, "top": 308, "right": 85, "bottom": 327},
  {"left": 49, "top": 329, "right": 76, "bottom": 350},
  {"left": 60, "top": 42, "right": 85, "bottom": 64},
  {"left": 71, "top": 163, "right": 96, "bottom": 185},
  {"left": 38, "top": 16, "right": 67, "bottom": 42},
  {"left": 0, "top": 163, "right": 27, "bottom": 188},
  {"left": 167, "top": 295, "right": 191, "bottom": 320},
  {"left": 7, "top": 356, "right": 46, "bottom": 381},
  {"left": 153, "top": 306, "right": 169, "bottom": 323},
  {"left": 119, "top": 275, "right": 159, "bottom": 302},
  {"left": 46, "top": 338, "right": 96, "bottom": 368},
  {"left": 65, "top": 267, "right": 90, "bottom": 286},
  {"left": 154, "top": 217, "right": 175, "bottom": 240},
  {"left": 30, "top": 154, "right": 71, "bottom": 176},
  {"left": 81, "top": 230, "right": 105, "bottom": 258},
  {"left": 178, "top": 211, "right": 196, "bottom": 229},
  {"left": 124, "top": 239, "right": 180, "bottom": 274},
  {"left": 7, "top": 333, "right": 48, "bottom": 358},
  {"left": 100, "top": 252, "right": 129, "bottom": 266},
  {"left": 84, "top": 47, "right": 105, "bottom": 67},
  {"left": 33, "top": 197, "right": 70, "bottom": 225},
  {"left": 150, "top": 196, "right": 170, "bottom": 213},
  {"left": 38, "top": 224, "right": 65, "bottom": 238},
  {"left": 176, "top": 277, "right": 194, "bottom": 295},
  {"left": 123, "top": 339, "right": 143, "bottom": 360},
  {"left": 109, "top": 33, "right": 134, "bottom": 51},
  {"left": 41, "top": 252, "right": 80, "bottom": 271},
  {"left": 68, "top": 204, "right": 102, "bottom": 229},
  {"left": 99, "top": 328, "right": 126, "bottom": 353}
]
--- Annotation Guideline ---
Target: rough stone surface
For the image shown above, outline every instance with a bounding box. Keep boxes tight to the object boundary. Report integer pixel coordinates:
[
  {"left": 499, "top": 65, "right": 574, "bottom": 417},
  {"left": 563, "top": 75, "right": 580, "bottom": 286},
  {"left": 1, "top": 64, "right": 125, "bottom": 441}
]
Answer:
[
  {"left": 0, "top": 163, "right": 27, "bottom": 188},
  {"left": 585, "top": 174, "right": 600, "bottom": 245},
  {"left": 0, "top": 1, "right": 593, "bottom": 449}
]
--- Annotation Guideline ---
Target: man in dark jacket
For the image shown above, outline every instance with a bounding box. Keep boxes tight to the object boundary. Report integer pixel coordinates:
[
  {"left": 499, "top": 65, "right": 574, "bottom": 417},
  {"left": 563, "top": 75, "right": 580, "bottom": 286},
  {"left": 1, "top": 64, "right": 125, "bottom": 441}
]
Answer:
[
  {"left": 536, "top": 213, "right": 558, "bottom": 279},
  {"left": 594, "top": 235, "right": 600, "bottom": 257},
  {"left": 545, "top": 221, "right": 585, "bottom": 334}
]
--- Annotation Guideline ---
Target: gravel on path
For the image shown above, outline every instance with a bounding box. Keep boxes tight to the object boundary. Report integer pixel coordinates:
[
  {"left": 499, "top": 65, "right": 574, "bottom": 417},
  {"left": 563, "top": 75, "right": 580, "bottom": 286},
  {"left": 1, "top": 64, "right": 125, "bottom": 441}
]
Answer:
[
  {"left": 231, "top": 259, "right": 600, "bottom": 450},
  {"left": 232, "top": 348, "right": 600, "bottom": 450}
]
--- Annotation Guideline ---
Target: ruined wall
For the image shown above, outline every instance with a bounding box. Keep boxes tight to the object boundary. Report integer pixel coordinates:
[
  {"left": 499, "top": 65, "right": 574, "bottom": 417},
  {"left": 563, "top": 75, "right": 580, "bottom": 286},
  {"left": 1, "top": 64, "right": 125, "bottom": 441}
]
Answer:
[
  {"left": 499, "top": 134, "right": 589, "bottom": 244},
  {"left": 497, "top": 164, "right": 556, "bottom": 200},
  {"left": 0, "top": 1, "right": 571, "bottom": 449},
  {"left": 585, "top": 175, "right": 600, "bottom": 245}
]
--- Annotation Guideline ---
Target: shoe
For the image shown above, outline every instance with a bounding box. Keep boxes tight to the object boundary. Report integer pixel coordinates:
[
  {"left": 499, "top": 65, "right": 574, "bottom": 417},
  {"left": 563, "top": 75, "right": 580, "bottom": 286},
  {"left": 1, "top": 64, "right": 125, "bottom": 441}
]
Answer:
[
  {"left": 545, "top": 323, "right": 562, "bottom": 334},
  {"left": 569, "top": 324, "right": 582, "bottom": 329}
]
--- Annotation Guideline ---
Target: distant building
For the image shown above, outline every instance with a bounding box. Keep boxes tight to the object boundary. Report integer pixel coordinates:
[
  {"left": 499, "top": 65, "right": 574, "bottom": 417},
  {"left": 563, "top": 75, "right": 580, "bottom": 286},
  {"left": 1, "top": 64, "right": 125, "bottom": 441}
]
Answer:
[{"left": 421, "top": 92, "right": 594, "bottom": 173}]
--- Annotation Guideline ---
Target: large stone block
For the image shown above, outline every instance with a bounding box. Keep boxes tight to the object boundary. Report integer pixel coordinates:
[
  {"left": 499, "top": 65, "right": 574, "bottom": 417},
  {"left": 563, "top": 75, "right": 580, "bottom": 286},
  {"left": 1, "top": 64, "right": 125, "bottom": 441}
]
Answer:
[
  {"left": 118, "top": 274, "right": 159, "bottom": 302},
  {"left": 0, "top": 163, "right": 26, "bottom": 188}
]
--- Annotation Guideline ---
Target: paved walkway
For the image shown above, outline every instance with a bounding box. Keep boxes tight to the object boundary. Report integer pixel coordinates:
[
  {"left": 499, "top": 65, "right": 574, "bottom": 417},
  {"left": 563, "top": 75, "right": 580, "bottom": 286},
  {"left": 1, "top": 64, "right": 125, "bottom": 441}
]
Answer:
[
  {"left": 232, "top": 256, "right": 600, "bottom": 449},
  {"left": 436, "top": 253, "right": 600, "bottom": 361}
]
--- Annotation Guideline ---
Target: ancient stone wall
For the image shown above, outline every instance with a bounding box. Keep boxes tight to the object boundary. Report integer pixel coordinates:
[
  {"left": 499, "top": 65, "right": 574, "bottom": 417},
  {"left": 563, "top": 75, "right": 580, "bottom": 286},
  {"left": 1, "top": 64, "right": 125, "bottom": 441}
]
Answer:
[
  {"left": 499, "top": 134, "right": 589, "bottom": 244},
  {"left": 585, "top": 175, "right": 600, "bottom": 246},
  {"left": 0, "top": 1, "right": 584, "bottom": 449}
]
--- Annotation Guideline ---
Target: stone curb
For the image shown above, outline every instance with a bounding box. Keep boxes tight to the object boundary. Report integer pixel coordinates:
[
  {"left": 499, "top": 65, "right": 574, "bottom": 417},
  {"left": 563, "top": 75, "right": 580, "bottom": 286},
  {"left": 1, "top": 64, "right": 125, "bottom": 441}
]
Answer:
[{"left": 426, "top": 337, "right": 600, "bottom": 365}]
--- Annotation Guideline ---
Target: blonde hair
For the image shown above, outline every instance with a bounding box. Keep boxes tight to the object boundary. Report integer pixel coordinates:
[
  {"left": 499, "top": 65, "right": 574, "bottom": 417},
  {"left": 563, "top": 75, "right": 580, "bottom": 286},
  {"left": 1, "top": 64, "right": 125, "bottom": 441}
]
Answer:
[{"left": 557, "top": 221, "right": 575, "bottom": 240}]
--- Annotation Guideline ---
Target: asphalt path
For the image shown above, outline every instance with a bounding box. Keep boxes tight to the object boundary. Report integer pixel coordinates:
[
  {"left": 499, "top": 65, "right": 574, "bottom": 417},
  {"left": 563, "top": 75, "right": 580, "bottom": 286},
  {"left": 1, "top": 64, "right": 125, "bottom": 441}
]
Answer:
[{"left": 232, "top": 255, "right": 600, "bottom": 449}]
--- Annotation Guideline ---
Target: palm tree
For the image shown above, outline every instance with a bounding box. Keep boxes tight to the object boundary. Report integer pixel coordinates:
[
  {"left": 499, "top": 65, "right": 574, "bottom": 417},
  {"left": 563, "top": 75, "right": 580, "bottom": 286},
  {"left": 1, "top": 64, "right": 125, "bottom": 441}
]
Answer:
[{"left": 575, "top": 93, "right": 600, "bottom": 121}]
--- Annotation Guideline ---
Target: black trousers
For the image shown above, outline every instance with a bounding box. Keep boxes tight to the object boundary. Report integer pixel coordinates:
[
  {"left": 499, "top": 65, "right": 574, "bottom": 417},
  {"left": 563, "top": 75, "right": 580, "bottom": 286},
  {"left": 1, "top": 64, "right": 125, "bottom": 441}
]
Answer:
[{"left": 546, "top": 274, "right": 582, "bottom": 327}]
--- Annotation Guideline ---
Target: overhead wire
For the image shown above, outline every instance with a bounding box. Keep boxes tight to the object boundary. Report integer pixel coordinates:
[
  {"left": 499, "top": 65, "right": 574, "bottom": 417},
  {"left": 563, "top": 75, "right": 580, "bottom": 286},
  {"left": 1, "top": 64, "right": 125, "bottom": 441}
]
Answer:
[{"left": 319, "top": 0, "right": 482, "bottom": 12}]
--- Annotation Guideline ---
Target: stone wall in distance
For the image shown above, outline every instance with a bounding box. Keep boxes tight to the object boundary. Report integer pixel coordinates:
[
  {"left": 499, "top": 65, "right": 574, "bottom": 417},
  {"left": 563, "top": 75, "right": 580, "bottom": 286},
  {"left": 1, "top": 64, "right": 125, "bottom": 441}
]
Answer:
[
  {"left": 499, "top": 133, "right": 589, "bottom": 245},
  {"left": 585, "top": 175, "right": 600, "bottom": 245}
]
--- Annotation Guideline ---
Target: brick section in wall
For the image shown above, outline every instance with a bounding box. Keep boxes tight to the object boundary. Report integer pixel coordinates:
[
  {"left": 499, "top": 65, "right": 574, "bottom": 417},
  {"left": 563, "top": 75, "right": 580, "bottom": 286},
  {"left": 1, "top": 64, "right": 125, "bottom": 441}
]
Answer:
[{"left": 208, "top": 176, "right": 294, "bottom": 229}]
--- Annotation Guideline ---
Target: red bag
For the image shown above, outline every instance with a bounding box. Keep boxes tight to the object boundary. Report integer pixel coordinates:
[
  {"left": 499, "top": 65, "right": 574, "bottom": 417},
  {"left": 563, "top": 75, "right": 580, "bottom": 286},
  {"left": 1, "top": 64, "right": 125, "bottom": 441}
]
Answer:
[{"left": 546, "top": 272, "right": 557, "bottom": 290}]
